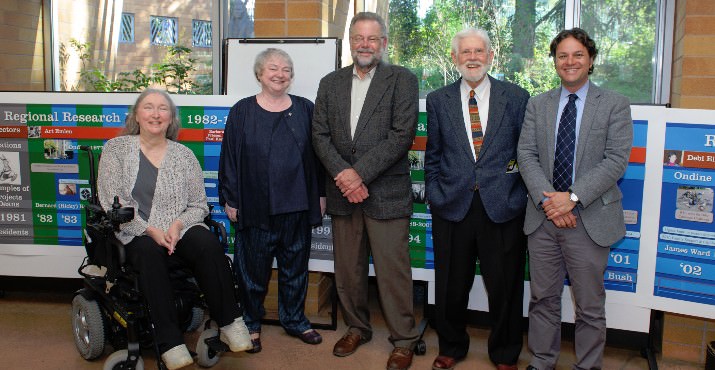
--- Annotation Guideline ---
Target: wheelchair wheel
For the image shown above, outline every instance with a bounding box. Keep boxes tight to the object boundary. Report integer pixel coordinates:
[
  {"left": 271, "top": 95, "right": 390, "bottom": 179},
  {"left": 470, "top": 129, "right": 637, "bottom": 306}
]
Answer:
[
  {"left": 185, "top": 306, "right": 205, "bottom": 332},
  {"left": 196, "top": 328, "right": 221, "bottom": 368},
  {"left": 72, "top": 294, "right": 106, "bottom": 360},
  {"left": 103, "top": 349, "right": 144, "bottom": 370}
]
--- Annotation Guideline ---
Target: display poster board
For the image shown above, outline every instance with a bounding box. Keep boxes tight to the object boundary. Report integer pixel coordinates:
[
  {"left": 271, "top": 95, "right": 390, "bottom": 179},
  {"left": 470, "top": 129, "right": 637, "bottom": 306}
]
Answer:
[
  {"left": 1, "top": 96, "right": 714, "bottom": 326},
  {"left": 655, "top": 122, "right": 715, "bottom": 305},
  {"left": 223, "top": 38, "right": 339, "bottom": 102}
]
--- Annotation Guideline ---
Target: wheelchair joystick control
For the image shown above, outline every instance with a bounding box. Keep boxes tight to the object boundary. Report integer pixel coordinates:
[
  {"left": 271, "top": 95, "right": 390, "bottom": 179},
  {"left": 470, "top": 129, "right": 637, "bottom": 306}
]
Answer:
[{"left": 107, "top": 196, "right": 134, "bottom": 231}]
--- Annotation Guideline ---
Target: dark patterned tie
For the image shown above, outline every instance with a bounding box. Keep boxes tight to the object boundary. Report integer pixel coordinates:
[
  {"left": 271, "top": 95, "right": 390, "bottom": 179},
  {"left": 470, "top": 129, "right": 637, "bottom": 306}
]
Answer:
[
  {"left": 469, "top": 90, "right": 483, "bottom": 160},
  {"left": 552, "top": 94, "right": 578, "bottom": 192}
]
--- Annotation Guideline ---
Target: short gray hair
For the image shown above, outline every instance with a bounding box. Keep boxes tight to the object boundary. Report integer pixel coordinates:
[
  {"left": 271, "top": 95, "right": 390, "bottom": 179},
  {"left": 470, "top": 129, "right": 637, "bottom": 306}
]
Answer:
[
  {"left": 121, "top": 88, "right": 180, "bottom": 141},
  {"left": 349, "top": 12, "right": 387, "bottom": 38},
  {"left": 451, "top": 28, "right": 492, "bottom": 55},
  {"left": 253, "top": 48, "right": 294, "bottom": 81}
]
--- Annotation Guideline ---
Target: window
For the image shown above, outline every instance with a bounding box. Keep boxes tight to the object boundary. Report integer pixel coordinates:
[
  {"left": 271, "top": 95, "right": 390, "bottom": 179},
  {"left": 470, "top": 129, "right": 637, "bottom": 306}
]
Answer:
[
  {"left": 119, "top": 13, "right": 134, "bottom": 44},
  {"left": 52, "top": 0, "right": 219, "bottom": 93},
  {"left": 193, "top": 20, "right": 212, "bottom": 48},
  {"left": 580, "top": 0, "right": 658, "bottom": 104},
  {"left": 389, "top": 0, "right": 564, "bottom": 98},
  {"left": 150, "top": 16, "right": 178, "bottom": 46},
  {"left": 389, "top": 0, "right": 667, "bottom": 104}
]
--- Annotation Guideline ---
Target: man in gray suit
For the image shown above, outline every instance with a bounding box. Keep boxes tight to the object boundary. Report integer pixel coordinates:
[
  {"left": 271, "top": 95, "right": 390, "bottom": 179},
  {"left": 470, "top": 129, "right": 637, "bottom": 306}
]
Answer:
[
  {"left": 424, "top": 28, "right": 529, "bottom": 370},
  {"left": 312, "top": 11, "right": 419, "bottom": 370},
  {"left": 517, "top": 28, "right": 633, "bottom": 370}
]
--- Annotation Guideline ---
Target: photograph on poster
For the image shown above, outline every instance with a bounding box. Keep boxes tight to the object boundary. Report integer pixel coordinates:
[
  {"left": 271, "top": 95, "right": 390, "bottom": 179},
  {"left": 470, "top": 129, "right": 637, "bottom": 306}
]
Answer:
[
  {"left": 43, "top": 139, "right": 74, "bottom": 160},
  {"left": 675, "top": 186, "right": 714, "bottom": 223},
  {"left": 58, "top": 183, "right": 76, "bottom": 196},
  {"left": 0, "top": 151, "right": 21, "bottom": 184},
  {"left": 412, "top": 182, "right": 426, "bottom": 204},
  {"left": 663, "top": 150, "right": 682, "bottom": 166},
  {"left": 409, "top": 150, "right": 425, "bottom": 170},
  {"left": 79, "top": 187, "right": 91, "bottom": 201},
  {"left": 27, "top": 125, "right": 41, "bottom": 138}
]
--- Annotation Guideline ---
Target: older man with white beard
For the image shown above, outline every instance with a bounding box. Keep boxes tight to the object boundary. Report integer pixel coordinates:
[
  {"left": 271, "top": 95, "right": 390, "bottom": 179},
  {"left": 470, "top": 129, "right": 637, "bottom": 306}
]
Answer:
[{"left": 424, "top": 28, "right": 530, "bottom": 370}]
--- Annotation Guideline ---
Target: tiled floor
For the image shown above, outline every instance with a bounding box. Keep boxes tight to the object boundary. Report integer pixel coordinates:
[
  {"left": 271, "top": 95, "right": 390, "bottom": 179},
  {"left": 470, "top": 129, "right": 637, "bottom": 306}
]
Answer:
[{"left": 0, "top": 277, "right": 704, "bottom": 370}]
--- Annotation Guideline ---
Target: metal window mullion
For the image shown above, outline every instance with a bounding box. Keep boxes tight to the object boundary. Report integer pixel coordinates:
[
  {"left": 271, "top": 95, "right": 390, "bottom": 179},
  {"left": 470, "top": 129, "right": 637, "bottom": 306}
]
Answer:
[
  {"left": 564, "top": 0, "right": 580, "bottom": 29},
  {"left": 46, "top": 0, "right": 59, "bottom": 90},
  {"left": 654, "top": 0, "right": 674, "bottom": 105},
  {"left": 215, "top": 0, "right": 224, "bottom": 94}
]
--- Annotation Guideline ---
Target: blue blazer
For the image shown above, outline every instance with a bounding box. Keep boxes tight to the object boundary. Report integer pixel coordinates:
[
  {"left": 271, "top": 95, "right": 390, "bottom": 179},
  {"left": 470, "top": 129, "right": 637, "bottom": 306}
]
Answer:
[{"left": 425, "top": 76, "right": 530, "bottom": 223}]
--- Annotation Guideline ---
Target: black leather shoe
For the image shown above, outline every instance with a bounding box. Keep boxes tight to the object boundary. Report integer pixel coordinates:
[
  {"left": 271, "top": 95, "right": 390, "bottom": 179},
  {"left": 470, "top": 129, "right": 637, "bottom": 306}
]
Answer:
[
  {"left": 246, "top": 336, "right": 261, "bottom": 353},
  {"left": 294, "top": 329, "right": 322, "bottom": 345}
]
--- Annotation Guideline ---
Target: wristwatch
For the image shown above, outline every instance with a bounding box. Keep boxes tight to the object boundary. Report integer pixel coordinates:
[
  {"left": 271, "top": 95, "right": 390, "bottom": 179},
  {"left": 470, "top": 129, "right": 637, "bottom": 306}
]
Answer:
[{"left": 568, "top": 190, "right": 579, "bottom": 204}]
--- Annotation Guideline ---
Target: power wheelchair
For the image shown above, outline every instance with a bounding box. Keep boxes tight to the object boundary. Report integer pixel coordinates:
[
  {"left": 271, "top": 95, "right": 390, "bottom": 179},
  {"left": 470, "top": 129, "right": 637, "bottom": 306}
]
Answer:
[{"left": 71, "top": 145, "right": 237, "bottom": 370}]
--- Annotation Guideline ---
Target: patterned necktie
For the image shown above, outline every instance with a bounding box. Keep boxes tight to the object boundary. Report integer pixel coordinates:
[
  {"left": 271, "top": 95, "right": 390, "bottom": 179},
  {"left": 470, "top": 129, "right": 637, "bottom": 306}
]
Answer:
[
  {"left": 469, "top": 89, "right": 483, "bottom": 160},
  {"left": 552, "top": 93, "right": 578, "bottom": 192}
]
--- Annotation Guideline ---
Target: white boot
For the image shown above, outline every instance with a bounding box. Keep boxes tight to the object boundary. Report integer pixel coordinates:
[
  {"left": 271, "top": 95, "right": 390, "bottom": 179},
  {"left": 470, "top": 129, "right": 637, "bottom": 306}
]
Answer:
[
  {"left": 161, "top": 344, "right": 193, "bottom": 370},
  {"left": 220, "top": 316, "right": 252, "bottom": 352}
]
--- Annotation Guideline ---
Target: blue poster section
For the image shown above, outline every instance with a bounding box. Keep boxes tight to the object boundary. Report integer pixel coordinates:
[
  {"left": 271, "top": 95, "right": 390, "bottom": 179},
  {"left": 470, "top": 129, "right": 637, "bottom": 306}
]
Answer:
[
  {"left": 655, "top": 123, "right": 715, "bottom": 305},
  {"left": 604, "top": 120, "right": 647, "bottom": 292}
]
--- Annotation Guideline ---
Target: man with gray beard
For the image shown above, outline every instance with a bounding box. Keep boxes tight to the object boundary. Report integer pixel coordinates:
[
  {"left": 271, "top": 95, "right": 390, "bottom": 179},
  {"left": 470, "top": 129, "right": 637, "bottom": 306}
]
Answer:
[
  {"left": 424, "top": 28, "right": 530, "bottom": 370},
  {"left": 312, "top": 11, "right": 420, "bottom": 370}
]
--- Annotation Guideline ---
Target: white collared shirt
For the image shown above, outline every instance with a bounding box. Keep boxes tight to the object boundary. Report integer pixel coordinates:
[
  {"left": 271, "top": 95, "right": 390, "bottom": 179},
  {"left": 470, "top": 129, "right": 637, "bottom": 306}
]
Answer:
[
  {"left": 350, "top": 66, "right": 376, "bottom": 139},
  {"left": 460, "top": 77, "right": 491, "bottom": 161}
]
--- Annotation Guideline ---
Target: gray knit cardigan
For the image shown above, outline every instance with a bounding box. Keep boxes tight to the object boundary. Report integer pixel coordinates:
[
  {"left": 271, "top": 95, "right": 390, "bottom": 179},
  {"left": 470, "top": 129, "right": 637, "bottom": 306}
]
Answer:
[{"left": 97, "top": 135, "right": 209, "bottom": 245}]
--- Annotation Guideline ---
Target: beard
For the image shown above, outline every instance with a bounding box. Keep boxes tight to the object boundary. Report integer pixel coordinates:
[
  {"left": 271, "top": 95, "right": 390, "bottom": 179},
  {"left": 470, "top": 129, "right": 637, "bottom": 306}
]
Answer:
[
  {"left": 457, "top": 61, "right": 489, "bottom": 84},
  {"left": 352, "top": 47, "right": 384, "bottom": 69}
]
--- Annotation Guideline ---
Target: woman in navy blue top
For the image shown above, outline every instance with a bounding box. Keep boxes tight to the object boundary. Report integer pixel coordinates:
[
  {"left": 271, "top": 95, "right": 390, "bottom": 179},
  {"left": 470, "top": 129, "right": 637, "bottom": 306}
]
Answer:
[{"left": 218, "top": 48, "right": 325, "bottom": 352}]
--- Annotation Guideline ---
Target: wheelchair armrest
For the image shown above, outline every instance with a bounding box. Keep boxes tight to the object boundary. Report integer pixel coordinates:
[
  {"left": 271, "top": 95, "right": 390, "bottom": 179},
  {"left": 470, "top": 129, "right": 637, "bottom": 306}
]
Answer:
[
  {"left": 109, "top": 237, "right": 127, "bottom": 266},
  {"left": 204, "top": 218, "right": 228, "bottom": 248}
]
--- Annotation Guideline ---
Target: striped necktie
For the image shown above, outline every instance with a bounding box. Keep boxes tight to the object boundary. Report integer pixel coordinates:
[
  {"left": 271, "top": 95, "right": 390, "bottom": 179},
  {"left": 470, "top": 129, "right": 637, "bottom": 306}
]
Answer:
[{"left": 469, "top": 89, "right": 483, "bottom": 160}]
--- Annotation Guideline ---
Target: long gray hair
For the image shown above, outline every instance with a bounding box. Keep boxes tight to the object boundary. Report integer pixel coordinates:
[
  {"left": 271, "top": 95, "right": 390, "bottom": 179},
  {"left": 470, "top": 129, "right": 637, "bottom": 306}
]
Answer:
[{"left": 121, "top": 88, "right": 180, "bottom": 140}]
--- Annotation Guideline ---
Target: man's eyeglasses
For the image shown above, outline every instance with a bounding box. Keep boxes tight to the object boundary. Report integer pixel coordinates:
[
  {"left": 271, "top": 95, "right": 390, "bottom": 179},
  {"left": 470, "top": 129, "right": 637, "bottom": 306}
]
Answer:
[{"left": 350, "top": 35, "right": 384, "bottom": 45}]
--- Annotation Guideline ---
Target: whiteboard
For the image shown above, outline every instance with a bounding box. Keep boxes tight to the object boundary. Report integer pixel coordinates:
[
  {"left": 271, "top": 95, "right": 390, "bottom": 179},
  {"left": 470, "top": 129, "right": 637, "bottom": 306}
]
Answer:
[{"left": 224, "top": 38, "right": 340, "bottom": 102}]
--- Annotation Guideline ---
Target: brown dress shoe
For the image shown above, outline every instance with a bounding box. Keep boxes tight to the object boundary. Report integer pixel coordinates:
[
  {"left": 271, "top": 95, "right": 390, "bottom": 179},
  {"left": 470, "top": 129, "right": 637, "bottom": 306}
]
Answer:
[
  {"left": 387, "top": 347, "right": 414, "bottom": 370},
  {"left": 333, "top": 332, "right": 367, "bottom": 357},
  {"left": 432, "top": 355, "right": 458, "bottom": 370},
  {"left": 496, "top": 365, "right": 518, "bottom": 370}
]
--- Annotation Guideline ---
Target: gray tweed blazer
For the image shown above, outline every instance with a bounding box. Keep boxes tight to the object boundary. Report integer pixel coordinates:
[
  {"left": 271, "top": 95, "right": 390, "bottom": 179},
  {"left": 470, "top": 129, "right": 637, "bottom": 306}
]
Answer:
[
  {"left": 312, "top": 62, "right": 418, "bottom": 220},
  {"left": 97, "top": 135, "right": 209, "bottom": 245}
]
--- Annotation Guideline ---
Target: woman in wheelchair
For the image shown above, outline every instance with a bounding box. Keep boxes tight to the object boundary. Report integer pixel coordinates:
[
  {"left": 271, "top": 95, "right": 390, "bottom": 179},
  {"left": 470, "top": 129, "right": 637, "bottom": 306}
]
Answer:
[{"left": 97, "top": 89, "right": 252, "bottom": 369}]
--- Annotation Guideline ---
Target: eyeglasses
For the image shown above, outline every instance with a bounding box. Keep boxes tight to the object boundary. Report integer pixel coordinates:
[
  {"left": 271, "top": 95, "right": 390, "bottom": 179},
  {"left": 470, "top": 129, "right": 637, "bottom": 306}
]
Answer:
[
  {"left": 460, "top": 48, "right": 487, "bottom": 57},
  {"left": 350, "top": 35, "right": 384, "bottom": 45}
]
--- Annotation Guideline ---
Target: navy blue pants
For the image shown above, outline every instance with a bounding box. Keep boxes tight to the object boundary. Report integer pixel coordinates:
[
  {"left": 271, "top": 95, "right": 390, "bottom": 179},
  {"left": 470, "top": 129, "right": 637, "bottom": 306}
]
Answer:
[
  {"left": 125, "top": 225, "right": 240, "bottom": 353},
  {"left": 234, "top": 211, "right": 312, "bottom": 335}
]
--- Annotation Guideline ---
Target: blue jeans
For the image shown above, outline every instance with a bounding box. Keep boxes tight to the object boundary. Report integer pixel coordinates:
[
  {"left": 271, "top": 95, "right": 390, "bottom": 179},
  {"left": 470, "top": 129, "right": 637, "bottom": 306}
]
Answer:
[{"left": 234, "top": 211, "right": 312, "bottom": 335}]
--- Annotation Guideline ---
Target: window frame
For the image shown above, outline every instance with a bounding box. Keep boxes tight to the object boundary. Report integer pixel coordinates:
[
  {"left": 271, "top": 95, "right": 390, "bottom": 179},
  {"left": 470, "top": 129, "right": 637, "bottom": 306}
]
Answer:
[
  {"left": 192, "top": 19, "right": 212, "bottom": 48},
  {"left": 119, "top": 13, "right": 135, "bottom": 44},
  {"left": 150, "top": 15, "right": 178, "bottom": 46}
]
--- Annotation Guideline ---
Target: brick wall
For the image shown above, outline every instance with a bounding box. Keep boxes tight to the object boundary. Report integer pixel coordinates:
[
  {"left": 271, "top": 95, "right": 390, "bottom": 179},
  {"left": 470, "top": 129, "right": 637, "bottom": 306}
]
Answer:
[
  {"left": 254, "top": 0, "right": 350, "bottom": 38},
  {"left": 0, "top": 0, "right": 46, "bottom": 91},
  {"left": 665, "top": 0, "right": 715, "bottom": 365},
  {"left": 671, "top": 0, "right": 715, "bottom": 109}
]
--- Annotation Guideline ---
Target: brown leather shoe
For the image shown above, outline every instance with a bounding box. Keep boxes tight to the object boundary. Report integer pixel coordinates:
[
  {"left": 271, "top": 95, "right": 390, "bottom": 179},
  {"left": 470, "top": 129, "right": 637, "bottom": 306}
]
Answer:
[
  {"left": 496, "top": 365, "right": 518, "bottom": 370},
  {"left": 387, "top": 347, "right": 414, "bottom": 370},
  {"left": 333, "top": 332, "right": 368, "bottom": 357},
  {"left": 432, "top": 355, "right": 458, "bottom": 370}
]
